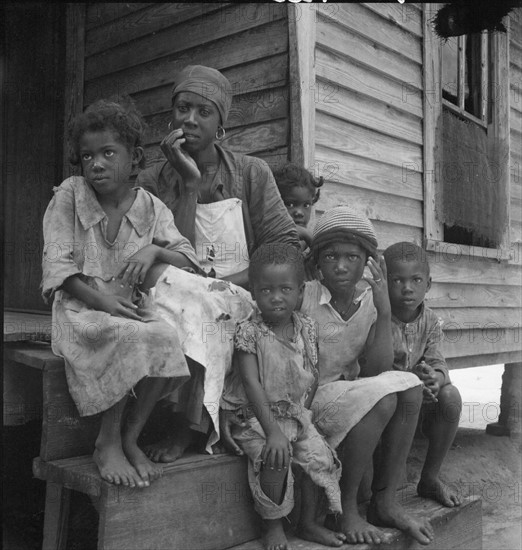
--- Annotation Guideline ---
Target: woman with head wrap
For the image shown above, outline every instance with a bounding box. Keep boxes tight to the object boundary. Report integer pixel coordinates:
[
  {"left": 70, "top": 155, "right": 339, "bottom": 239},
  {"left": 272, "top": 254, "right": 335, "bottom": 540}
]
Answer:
[
  {"left": 137, "top": 65, "right": 299, "bottom": 287},
  {"left": 136, "top": 66, "right": 299, "bottom": 463},
  {"left": 298, "top": 206, "right": 434, "bottom": 546}
]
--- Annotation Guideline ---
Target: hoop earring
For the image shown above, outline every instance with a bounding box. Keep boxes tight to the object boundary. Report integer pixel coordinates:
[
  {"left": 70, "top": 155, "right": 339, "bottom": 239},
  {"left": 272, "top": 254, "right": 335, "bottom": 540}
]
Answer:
[
  {"left": 168, "top": 121, "right": 173, "bottom": 130},
  {"left": 215, "top": 126, "right": 226, "bottom": 140}
]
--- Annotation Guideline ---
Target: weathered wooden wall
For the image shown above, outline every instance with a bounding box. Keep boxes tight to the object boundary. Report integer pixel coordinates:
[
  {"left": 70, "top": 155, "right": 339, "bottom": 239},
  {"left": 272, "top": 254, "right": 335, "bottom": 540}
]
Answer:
[
  {"left": 309, "top": 2, "right": 521, "bottom": 368},
  {"left": 313, "top": 2, "right": 424, "bottom": 248},
  {"left": 83, "top": 3, "right": 290, "bottom": 168}
]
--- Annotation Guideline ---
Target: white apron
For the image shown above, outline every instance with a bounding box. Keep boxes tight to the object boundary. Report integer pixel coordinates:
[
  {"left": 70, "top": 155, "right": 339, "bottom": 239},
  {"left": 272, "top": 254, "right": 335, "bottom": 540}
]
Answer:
[{"left": 194, "top": 198, "right": 250, "bottom": 277}]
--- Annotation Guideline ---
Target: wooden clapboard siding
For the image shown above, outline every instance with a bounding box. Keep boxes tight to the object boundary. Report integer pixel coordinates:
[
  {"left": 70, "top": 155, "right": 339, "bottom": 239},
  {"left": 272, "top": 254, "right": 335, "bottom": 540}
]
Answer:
[
  {"left": 314, "top": 146, "right": 423, "bottom": 200},
  {"left": 319, "top": 182, "right": 423, "bottom": 229},
  {"left": 85, "top": 4, "right": 285, "bottom": 80},
  {"left": 83, "top": 18, "right": 288, "bottom": 104},
  {"left": 83, "top": 3, "right": 290, "bottom": 163},
  {"left": 426, "top": 283, "right": 522, "bottom": 309},
  {"left": 85, "top": 3, "right": 149, "bottom": 29},
  {"left": 312, "top": 2, "right": 424, "bottom": 253},
  {"left": 308, "top": 2, "right": 522, "bottom": 367},
  {"left": 510, "top": 11, "right": 522, "bottom": 244}
]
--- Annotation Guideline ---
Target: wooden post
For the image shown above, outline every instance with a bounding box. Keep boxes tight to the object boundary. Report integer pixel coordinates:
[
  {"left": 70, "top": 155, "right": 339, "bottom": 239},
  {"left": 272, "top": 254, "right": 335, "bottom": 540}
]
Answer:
[
  {"left": 63, "top": 3, "right": 86, "bottom": 180},
  {"left": 287, "top": 3, "right": 315, "bottom": 170},
  {"left": 422, "top": 3, "right": 444, "bottom": 243},
  {"left": 486, "top": 362, "right": 521, "bottom": 438},
  {"left": 42, "top": 482, "right": 71, "bottom": 550}
]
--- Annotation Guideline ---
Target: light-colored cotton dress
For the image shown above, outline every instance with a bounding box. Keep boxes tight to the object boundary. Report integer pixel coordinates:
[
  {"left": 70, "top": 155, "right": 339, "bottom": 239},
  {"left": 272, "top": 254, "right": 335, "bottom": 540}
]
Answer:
[
  {"left": 41, "top": 177, "right": 200, "bottom": 416},
  {"left": 300, "top": 280, "right": 421, "bottom": 449}
]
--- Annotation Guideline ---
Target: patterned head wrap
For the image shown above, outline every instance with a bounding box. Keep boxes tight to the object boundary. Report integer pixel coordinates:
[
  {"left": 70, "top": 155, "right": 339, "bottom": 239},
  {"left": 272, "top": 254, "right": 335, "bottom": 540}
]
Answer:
[
  {"left": 171, "top": 65, "right": 232, "bottom": 125},
  {"left": 311, "top": 205, "right": 378, "bottom": 260}
]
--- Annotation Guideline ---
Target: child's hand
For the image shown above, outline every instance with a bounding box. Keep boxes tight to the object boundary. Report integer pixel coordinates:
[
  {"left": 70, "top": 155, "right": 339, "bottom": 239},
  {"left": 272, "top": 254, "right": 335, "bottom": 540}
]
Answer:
[
  {"left": 422, "top": 384, "right": 438, "bottom": 404},
  {"left": 218, "top": 409, "right": 245, "bottom": 456},
  {"left": 363, "top": 255, "right": 391, "bottom": 315},
  {"left": 262, "top": 430, "right": 292, "bottom": 471},
  {"left": 115, "top": 245, "right": 159, "bottom": 288},
  {"left": 160, "top": 128, "right": 201, "bottom": 191},
  {"left": 296, "top": 226, "right": 313, "bottom": 247},
  {"left": 413, "top": 362, "right": 440, "bottom": 401},
  {"left": 97, "top": 295, "right": 143, "bottom": 321}
]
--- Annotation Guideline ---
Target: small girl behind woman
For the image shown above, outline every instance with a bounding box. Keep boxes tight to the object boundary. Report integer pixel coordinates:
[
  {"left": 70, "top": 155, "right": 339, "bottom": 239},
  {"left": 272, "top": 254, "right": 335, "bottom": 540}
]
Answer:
[
  {"left": 273, "top": 163, "right": 323, "bottom": 251},
  {"left": 41, "top": 99, "right": 201, "bottom": 488},
  {"left": 223, "top": 243, "right": 344, "bottom": 550}
]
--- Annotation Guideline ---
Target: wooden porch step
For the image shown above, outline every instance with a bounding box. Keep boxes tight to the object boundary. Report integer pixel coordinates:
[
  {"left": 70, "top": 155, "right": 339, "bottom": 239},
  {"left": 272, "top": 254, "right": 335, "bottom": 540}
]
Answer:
[
  {"left": 33, "top": 453, "right": 261, "bottom": 550},
  {"left": 229, "top": 494, "right": 482, "bottom": 550}
]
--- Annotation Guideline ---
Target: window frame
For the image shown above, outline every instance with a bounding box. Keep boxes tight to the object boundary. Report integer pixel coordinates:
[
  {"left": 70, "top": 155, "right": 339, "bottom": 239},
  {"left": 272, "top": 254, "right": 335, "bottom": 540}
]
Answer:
[{"left": 423, "top": 3, "right": 512, "bottom": 260}]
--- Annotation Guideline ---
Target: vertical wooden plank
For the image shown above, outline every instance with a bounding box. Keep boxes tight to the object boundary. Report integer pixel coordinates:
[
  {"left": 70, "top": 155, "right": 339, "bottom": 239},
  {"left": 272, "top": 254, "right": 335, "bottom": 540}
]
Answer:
[
  {"left": 42, "top": 482, "right": 71, "bottom": 550},
  {"left": 422, "top": 3, "right": 444, "bottom": 242},
  {"left": 63, "top": 3, "right": 86, "bottom": 179},
  {"left": 288, "top": 3, "right": 315, "bottom": 170},
  {"left": 490, "top": 29, "right": 511, "bottom": 249}
]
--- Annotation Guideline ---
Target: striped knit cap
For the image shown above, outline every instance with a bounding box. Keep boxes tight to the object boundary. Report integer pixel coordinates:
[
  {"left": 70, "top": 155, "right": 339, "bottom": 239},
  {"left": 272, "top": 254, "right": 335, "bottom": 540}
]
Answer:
[{"left": 311, "top": 205, "right": 378, "bottom": 260}]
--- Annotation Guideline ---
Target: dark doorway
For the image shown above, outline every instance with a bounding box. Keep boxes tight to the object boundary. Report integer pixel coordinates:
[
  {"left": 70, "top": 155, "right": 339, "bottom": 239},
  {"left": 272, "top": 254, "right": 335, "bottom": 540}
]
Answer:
[{"left": 3, "top": 3, "right": 66, "bottom": 311}]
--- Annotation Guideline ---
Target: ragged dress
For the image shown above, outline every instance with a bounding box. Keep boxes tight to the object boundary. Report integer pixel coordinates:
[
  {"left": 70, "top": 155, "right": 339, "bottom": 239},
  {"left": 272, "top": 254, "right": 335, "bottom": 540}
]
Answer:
[
  {"left": 41, "top": 177, "right": 200, "bottom": 416},
  {"left": 222, "top": 311, "right": 342, "bottom": 519},
  {"left": 300, "top": 280, "right": 422, "bottom": 450}
]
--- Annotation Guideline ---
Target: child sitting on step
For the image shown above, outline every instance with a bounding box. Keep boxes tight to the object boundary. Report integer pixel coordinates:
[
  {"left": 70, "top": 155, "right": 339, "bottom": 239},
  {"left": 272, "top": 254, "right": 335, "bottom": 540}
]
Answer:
[
  {"left": 222, "top": 243, "right": 344, "bottom": 550},
  {"left": 41, "top": 99, "right": 201, "bottom": 489},
  {"left": 384, "top": 242, "right": 462, "bottom": 507},
  {"left": 273, "top": 163, "right": 324, "bottom": 252}
]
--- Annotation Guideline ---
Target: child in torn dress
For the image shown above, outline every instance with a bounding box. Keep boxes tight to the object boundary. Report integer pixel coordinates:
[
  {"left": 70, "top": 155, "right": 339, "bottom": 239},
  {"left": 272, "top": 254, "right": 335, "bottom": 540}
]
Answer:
[
  {"left": 222, "top": 243, "right": 343, "bottom": 550},
  {"left": 41, "top": 99, "right": 201, "bottom": 488},
  {"left": 384, "top": 242, "right": 462, "bottom": 507},
  {"left": 273, "top": 163, "right": 323, "bottom": 252}
]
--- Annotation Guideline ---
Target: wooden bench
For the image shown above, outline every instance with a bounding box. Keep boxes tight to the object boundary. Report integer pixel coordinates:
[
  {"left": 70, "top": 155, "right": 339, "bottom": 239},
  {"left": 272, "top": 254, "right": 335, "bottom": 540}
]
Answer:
[{"left": 4, "top": 312, "right": 483, "bottom": 550}]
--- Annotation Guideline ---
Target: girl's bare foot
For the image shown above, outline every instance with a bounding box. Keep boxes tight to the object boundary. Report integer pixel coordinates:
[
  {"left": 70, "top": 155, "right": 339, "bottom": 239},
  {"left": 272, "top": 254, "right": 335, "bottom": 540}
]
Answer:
[
  {"left": 93, "top": 442, "right": 146, "bottom": 488},
  {"left": 418, "top": 477, "right": 461, "bottom": 507},
  {"left": 123, "top": 439, "right": 163, "bottom": 485},
  {"left": 263, "top": 519, "right": 289, "bottom": 550},
  {"left": 339, "top": 509, "right": 393, "bottom": 545},
  {"left": 298, "top": 521, "right": 346, "bottom": 547},
  {"left": 145, "top": 424, "right": 194, "bottom": 463},
  {"left": 367, "top": 492, "right": 434, "bottom": 545}
]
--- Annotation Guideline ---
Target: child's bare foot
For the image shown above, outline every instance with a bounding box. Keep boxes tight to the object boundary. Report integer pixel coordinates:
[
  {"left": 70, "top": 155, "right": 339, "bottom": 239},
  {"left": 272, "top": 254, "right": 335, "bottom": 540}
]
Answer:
[
  {"left": 145, "top": 426, "right": 193, "bottom": 463},
  {"left": 263, "top": 519, "right": 289, "bottom": 550},
  {"left": 367, "top": 492, "right": 434, "bottom": 545},
  {"left": 123, "top": 439, "right": 163, "bottom": 485},
  {"left": 418, "top": 477, "right": 461, "bottom": 507},
  {"left": 298, "top": 521, "right": 346, "bottom": 547},
  {"left": 93, "top": 442, "right": 146, "bottom": 488},
  {"left": 339, "top": 510, "right": 393, "bottom": 545}
]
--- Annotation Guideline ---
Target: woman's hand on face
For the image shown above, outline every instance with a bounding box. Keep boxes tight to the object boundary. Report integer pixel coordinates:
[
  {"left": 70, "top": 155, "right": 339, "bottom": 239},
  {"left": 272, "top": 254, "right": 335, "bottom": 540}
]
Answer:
[
  {"left": 114, "top": 244, "right": 159, "bottom": 288},
  {"left": 363, "top": 255, "right": 391, "bottom": 315},
  {"left": 160, "top": 128, "right": 201, "bottom": 192}
]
